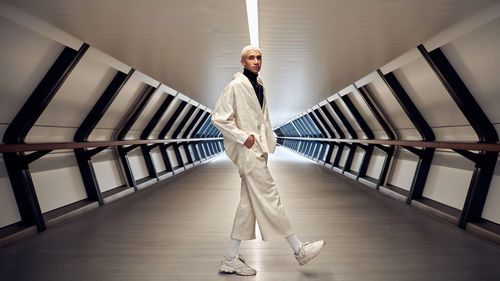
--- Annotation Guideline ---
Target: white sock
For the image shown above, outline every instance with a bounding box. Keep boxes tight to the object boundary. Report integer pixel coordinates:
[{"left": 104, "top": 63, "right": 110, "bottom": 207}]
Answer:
[
  {"left": 226, "top": 238, "right": 241, "bottom": 260},
  {"left": 286, "top": 234, "right": 302, "bottom": 255}
]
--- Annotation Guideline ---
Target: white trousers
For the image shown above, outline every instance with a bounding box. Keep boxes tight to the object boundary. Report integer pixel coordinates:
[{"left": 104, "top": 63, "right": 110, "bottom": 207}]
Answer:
[{"left": 230, "top": 149, "right": 294, "bottom": 241}]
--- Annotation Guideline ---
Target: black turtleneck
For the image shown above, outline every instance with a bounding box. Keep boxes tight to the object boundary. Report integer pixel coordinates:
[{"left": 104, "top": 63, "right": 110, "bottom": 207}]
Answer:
[{"left": 243, "top": 68, "right": 264, "bottom": 108}]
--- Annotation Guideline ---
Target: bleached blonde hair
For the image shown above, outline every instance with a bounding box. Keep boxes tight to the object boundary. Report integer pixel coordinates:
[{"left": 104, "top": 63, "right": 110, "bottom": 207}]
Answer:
[{"left": 241, "top": 45, "right": 262, "bottom": 59}]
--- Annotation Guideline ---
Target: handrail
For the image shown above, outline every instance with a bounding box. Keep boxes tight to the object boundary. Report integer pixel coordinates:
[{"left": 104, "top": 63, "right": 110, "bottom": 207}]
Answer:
[
  {"left": 277, "top": 137, "right": 500, "bottom": 152},
  {"left": 0, "top": 138, "right": 223, "bottom": 153}
]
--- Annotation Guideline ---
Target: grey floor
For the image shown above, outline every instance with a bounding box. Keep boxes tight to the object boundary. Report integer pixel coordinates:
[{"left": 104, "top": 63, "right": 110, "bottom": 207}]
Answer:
[{"left": 1, "top": 147, "right": 500, "bottom": 281}]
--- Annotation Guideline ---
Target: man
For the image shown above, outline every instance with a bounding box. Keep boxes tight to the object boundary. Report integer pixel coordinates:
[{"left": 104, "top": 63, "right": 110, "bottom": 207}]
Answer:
[{"left": 212, "top": 45, "right": 325, "bottom": 276}]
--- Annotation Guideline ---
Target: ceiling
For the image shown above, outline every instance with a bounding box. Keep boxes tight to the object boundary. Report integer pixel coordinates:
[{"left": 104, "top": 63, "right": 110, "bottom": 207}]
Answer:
[{"left": 5, "top": 0, "right": 498, "bottom": 127}]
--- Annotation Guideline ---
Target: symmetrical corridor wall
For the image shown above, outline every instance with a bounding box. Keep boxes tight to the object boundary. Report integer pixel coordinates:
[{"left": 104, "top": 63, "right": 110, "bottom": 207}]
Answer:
[
  {"left": 0, "top": 7, "right": 223, "bottom": 243},
  {"left": 276, "top": 7, "right": 500, "bottom": 243}
]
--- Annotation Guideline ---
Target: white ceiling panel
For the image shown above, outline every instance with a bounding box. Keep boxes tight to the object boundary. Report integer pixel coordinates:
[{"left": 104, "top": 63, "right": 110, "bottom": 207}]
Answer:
[{"left": 4, "top": 0, "right": 498, "bottom": 127}]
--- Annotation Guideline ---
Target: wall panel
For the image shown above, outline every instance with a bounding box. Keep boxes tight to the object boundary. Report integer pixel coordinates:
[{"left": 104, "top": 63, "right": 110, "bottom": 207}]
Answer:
[
  {"left": 422, "top": 152, "right": 475, "bottom": 209},
  {"left": 365, "top": 148, "right": 386, "bottom": 180},
  {"left": 167, "top": 147, "right": 179, "bottom": 168},
  {"left": 441, "top": 17, "right": 500, "bottom": 125},
  {"left": 0, "top": 18, "right": 64, "bottom": 142},
  {"left": 349, "top": 91, "right": 386, "bottom": 138},
  {"left": 366, "top": 79, "right": 415, "bottom": 137},
  {"left": 26, "top": 53, "right": 117, "bottom": 142},
  {"left": 150, "top": 98, "right": 183, "bottom": 139},
  {"left": 388, "top": 150, "right": 418, "bottom": 191},
  {"left": 483, "top": 158, "right": 500, "bottom": 224},
  {"left": 127, "top": 147, "right": 149, "bottom": 180},
  {"left": 29, "top": 152, "right": 87, "bottom": 213},
  {"left": 338, "top": 148, "right": 350, "bottom": 168},
  {"left": 126, "top": 90, "right": 168, "bottom": 139},
  {"left": 0, "top": 157, "right": 22, "bottom": 227},
  {"left": 350, "top": 150, "right": 365, "bottom": 173},
  {"left": 89, "top": 75, "right": 146, "bottom": 140},
  {"left": 92, "top": 149, "right": 124, "bottom": 192},
  {"left": 151, "top": 147, "right": 167, "bottom": 173},
  {"left": 392, "top": 57, "right": 477, "bottom": 141}
]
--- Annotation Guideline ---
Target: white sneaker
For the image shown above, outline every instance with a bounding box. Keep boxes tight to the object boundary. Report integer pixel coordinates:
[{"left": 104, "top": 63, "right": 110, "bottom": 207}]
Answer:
[
  {"left": 295, "top": 240, "right": 326, "bottom": 266},
  {"left": 218, "top": 255, "right": 257, "bottom": 276}
]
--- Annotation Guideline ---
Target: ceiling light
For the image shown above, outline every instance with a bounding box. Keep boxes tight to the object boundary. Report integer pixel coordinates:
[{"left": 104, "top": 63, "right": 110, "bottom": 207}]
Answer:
[{"left": 245, "top": 0, "right": 259, "bottom": 47}]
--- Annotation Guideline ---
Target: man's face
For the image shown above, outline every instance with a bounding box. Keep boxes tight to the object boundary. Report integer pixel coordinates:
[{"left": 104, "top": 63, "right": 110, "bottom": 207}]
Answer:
[{"left": 241, "top": 50, "right": 262, "bottom": 74}]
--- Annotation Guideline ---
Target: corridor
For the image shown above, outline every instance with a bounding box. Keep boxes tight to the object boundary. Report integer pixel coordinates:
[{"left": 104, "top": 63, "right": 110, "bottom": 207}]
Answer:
[{"left": 1, "top": 147, "right": 499, "bottom": 281}]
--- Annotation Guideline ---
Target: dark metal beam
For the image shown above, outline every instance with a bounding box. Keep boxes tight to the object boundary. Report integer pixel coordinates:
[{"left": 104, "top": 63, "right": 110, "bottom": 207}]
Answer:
[
  {"left": 378, "top": 69, "right": 435, "bottom": 202},
  {"left": 402, "top": 146, "right": 424, "bottom": 157},
  {"left": 182, "top": 109, "right": 205, "bottom": 138},
  {"left": 340, "top": 93, "right": 376, "bottom": 179},
  {"left": 355, "top": 85, "right": 396, "bottom": 140},
  {"left": 4, "top": 43, "right": 89, "bottom": 144},
  {"left": 74, "top": 69, "right": 134, "bottom": 207},
  {"left": 353, "top": 84, "right": 397, "bottom": 188},
  {"left": 24, "top": 150, "right": 52, "bottom": 164},
  {"left": 341, "top": 92, "right": 375, "bottom": 139},
  {"left": 172, "top": 105, "right": 196, "bottom": 138},
  {"left": 2, "top": 43, "right": 89, "bottom": 232},
  {"left": 452, "top": 149, "right": 479, "bottom": 163},
  {"left": 86, "top": 146, "right": 110, "bottom": 158},
  {"left": 307, "top": 112, "right": 327, "bottom": 138},
  {"left": 74, "top": 69, "right": 134, "bottom": 142},
  {"left": 123, "top": 144, "right": 140, "bottom": 154},
  {"left": 141, "top": 144, "right": 158, "bottom": 179},
  {"left": 418, "top": 44, "right": 499, "bottom": 228},
  {"left": 116, "top": 84, "right": 159, "bottom": 140},
  {"left": 139, "top": 93, "right": 175, "bottom": 179},
  {"left": 195, "top": 114, "right": 212, "bottom": 138},
  {"left": 115, "top": 83, "right": 159, "bottom": 188},
  {"left": 74, "top": 148, "right": 104, "bottom": 204},
  {"left": 157, "top": 100, "right": 188, "bottom": 169},
  {"left": 140, "top": 94, "right": 175, "bottom": 140},
  {"left": 313, "top": 108, "right": 335, "bottom": 138},
  {"left": 182, "top": 109, "right": 205, "bottom": 163},
  {"left": 328, "top": 100, "right": 357, "bottom": 172},
  {"left": 171, "top": 104, "right": 197, "bottom": 168},
  {"left": 319, "top": 105, "right": 345, "bottom": 168},
  {"left": 328, "top": 100, "right": 358, "bottom": 139},
  {"left": 378, "top": 69, "right": 435, "bottom": 141},
  {"left": 418, "top": 44, "right": 498, "bottom": 143},
  {"left": 158, "top": 101, "right": 188, "bottom": 139},
  {"left": 459, "top": 151, "right": 497, "bottom": 228},
  {"left": 2, "top": 153, "right": 45, "bottom": 231}
]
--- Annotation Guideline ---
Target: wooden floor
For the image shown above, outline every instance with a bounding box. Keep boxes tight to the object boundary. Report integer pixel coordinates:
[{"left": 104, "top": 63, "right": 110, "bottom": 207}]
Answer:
[{"left": 1, "top": 147, "right": 500, "bottom": 281}]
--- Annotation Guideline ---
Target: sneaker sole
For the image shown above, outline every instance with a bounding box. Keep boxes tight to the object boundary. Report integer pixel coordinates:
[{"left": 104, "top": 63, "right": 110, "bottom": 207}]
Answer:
[
  {"left": 218, "top": 264, "right": 257, "bottom": 276},
  {"left": 299, "top": 240, "right": 326, "bottom": 266}
]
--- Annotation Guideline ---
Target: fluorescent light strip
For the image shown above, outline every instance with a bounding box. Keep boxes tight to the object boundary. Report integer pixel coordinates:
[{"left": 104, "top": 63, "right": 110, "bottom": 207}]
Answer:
[{"left": 246, "top": 0, "right": 259, "bottom": 47}]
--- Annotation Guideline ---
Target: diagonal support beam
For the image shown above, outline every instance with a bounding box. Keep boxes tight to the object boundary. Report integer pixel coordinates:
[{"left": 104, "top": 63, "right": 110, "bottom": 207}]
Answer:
[{"left": 2, "top": 43, "right": 89, "bottom": 232}]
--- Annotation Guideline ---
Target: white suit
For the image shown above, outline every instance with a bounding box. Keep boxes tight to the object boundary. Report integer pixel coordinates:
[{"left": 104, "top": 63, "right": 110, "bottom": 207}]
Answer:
[{"left": 212, "top": 72, "right": 294, "bottom": 241}]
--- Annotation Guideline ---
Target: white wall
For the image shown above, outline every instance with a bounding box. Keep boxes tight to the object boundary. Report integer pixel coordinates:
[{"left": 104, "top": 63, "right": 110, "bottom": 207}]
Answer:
[
  {"left": 388, "top": 149, "right": 418, "bottom": 191},
  {"left": 423, "top": 151, "right": 475, "bottom": 210},
  {"left": 151, "top": 146, "right": 167, "bottom": 173},
  {"left": 0, "top": 7, "right": 213, "bottom": 232},
  {"left": 0, "top": 157, "right": 22, "bottom": 227},
  {"left": 127, "top": 147, "right": 149, "bottom": 181},
  {"left": 438, "top": 16, "right": 500, "bottom": 223},
  {"left": 26, "top": 52, "right": 117, "bottom": 142},
  {"left": 483, "top": 160, "right": 500, "bottom": 223},
  {"left": 92, "top": 149, "right": 124, "bottom": 192},
  {"left": 0, "top": 17, "right": 64, "bottom": 143},
  {"left": 365, "top": 148, "right": 386, "bottom": 180},
  {"left": 29, "top": 152, "right": 87, "bottom": 213}
]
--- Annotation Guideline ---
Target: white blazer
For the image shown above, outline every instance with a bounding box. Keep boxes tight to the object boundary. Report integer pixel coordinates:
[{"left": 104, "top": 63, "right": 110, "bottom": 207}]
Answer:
[{"left": 211, "top": 72, "right": 276, "bottom": 176}]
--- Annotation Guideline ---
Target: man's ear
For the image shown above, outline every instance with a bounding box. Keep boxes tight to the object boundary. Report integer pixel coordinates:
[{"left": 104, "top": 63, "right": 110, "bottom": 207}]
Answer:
[{"left": 240, "top": 59, "right": 245, "bottom": 66}]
